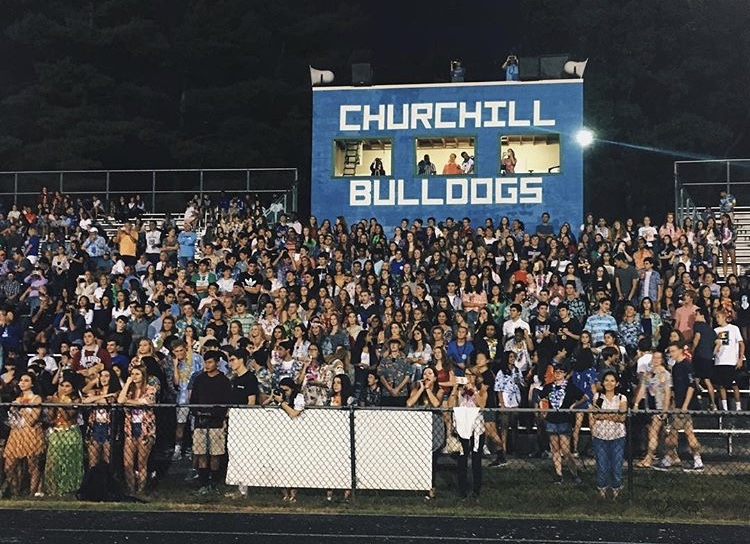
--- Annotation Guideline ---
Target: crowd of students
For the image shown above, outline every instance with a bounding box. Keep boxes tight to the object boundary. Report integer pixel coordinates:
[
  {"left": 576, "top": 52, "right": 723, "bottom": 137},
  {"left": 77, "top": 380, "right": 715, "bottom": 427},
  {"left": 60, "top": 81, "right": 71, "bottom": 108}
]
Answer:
[{"left": 0, "top": 187, "right": 746, "bottom": 500}]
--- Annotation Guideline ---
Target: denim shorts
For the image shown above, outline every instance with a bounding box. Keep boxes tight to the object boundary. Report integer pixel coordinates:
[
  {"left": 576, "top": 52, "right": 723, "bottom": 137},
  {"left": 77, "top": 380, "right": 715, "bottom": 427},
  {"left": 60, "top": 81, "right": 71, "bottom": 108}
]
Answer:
[
  {"left": 90, "top": 422, "right": 110, "bottom": 445},
  {"left": 545, "top": 421, "right": 573, "bottom": 435}
]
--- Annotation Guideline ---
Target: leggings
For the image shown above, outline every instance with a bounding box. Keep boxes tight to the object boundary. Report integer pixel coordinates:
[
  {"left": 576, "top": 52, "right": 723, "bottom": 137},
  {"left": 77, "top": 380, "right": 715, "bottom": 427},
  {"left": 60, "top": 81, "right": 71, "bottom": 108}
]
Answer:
[{"left": 457, "top": 434, "right": 485, "bottom": 497}]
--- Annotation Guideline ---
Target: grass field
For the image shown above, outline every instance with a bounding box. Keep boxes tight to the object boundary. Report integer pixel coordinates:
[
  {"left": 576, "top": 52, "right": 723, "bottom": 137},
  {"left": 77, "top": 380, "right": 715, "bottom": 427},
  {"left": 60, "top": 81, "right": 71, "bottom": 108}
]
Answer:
[{"left": 6, "top": 454, "right": 749, "bottom": 525}]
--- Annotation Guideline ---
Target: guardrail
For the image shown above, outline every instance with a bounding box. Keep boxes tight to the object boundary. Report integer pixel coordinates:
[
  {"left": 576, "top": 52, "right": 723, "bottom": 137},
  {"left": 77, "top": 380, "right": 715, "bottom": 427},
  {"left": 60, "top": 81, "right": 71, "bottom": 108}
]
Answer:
[{"left": 0, "top": 168, "right": 299, "bottom": 215}]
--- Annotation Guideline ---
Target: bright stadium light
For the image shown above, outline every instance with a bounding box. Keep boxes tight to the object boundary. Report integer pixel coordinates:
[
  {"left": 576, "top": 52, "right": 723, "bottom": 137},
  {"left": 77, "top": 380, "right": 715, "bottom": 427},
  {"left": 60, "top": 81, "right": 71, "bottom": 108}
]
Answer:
[{"left": 575, "top": 128, "right": 595, "bottom": 148}]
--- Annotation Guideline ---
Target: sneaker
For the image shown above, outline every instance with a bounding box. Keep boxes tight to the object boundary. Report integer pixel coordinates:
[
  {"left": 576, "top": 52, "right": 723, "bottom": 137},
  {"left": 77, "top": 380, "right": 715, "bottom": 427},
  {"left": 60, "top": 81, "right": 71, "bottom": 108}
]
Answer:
[
  {"left": 482, "top": 445, "right": 492, "bottom": 456},
  {"left": 652, "top": 458, "right": 672, "bottom": 471},
  {"left": 541, "top": 450, "right": 552, "bottom": 459},
  {"left": 683, "top": 462, "right": 704, "bottom": 472},
  {"left": 184, "top": 469, "right": 199, "bottom": 481},
  {"left": 196, "top": 486, "right": 211, "bottom": 497},
  {"left": 553, "top": 475, "right": 563, "bottom": 485},
  {"left": 498, "top": 451, "right": 508, "bottom": 466},
  {"left": 172, "top": 447, "right": 183, "bottom": 461},
  {"left": 571, "top": 475, "right": 583, "bottom": 486}
]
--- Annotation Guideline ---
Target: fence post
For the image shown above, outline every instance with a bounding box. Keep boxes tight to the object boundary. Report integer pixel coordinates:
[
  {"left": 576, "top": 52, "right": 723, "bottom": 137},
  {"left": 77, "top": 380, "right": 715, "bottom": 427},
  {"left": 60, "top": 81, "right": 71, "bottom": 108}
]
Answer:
[
  {"left": 626, "top": 409, "right": 634, "bottom": 503},
  {"left": 13, "top": 173, "right": 18, "bottom": 206},
  {"left": 151, "top": 171, "right": 157, "bottom": 213},
  {"left": 349, "top": 405, "right": 357, "bottom": 502}
]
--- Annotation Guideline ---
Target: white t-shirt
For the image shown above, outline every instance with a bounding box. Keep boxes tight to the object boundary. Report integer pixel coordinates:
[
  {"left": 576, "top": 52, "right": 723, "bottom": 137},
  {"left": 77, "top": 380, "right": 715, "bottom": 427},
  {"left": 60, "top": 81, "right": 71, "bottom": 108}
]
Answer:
[
  {"left": 636, "top": 353, "right": 652, "bottom": 374},
  {"left": 714, "top": 324, "right": 743, "bottom": 366}
]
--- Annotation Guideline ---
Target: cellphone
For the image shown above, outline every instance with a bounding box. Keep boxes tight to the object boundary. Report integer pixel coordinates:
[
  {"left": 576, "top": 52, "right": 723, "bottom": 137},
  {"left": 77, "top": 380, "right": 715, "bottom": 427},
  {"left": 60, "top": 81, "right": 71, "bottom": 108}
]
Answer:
[
  {"left": 455, "top": 376, "right": 468, "bottom": 386},
  {"left": 596, "top": 397, "right": 604, "bottom": 409}
]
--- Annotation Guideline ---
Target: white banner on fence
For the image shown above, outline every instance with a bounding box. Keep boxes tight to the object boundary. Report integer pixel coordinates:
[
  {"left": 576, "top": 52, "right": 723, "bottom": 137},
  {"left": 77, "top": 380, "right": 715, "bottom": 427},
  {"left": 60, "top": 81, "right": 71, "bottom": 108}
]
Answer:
[
  {"left": 225, "top": 408, "right": 433, "bottom": 491},
  {"left": 354, "top": 410, "right": 432, "bottom": 490}
]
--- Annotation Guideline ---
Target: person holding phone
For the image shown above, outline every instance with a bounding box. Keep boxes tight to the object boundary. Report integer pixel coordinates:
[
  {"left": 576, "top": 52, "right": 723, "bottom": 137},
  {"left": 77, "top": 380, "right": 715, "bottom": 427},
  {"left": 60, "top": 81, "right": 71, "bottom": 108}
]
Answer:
[
  {"left": 450, "top": 366, "right": 487, "bottom": 499},
  {"left": 502, "top": 54, "right": 519, "bottom": 81}
]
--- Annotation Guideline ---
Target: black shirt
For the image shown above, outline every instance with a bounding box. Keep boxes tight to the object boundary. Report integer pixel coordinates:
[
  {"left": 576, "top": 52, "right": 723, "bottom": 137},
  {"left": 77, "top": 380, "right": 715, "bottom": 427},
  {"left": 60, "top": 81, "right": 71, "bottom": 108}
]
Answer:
[
  {"left": 671, "top": 359, "right": 698, "bottom": 410},
  {"left": 190, "top": 371, "right": 232, "bottom": 428},
  {"left": 552, "top": 317, "right": 582, "bottom": 355},
  {"left": 230, "top": 370, "right": 259, "bottom": 405},
  {"left": 539, "top": 381, "right": 585, "bottom": 424},
  {"left": 237, "top": 271, "right": 263, "bottom": 305}
]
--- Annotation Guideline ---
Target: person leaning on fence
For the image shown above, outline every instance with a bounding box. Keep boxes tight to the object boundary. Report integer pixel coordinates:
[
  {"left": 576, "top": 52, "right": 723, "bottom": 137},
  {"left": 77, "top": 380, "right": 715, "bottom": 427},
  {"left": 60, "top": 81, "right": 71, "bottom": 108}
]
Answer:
[
  {"left": 81, "top": 367, "right": 121, "bottom": 468},
  {"left": 118, "top": 363, "right": 157, "bottom": 495},
  {"left": 407, "top": 365, "right": 446, "bottom": 501},
  {"left": 450, "top": 365, "right": 486, "bottom": 500},
  {"left": 538, "top": 361, "right": 585, "bottom": 486},
  {"left": 4, "top": 372, "right": 44, "bottom": 497},
  {"left": 43, "top": 377, "right": 84, "bottom": 496},
  {"left": 190, "top": 349, "right": 232, "bottom": 496},
  {"left": 589, "top": 370, "right": 627, "bottom": 500},
  {"left": 270, "top": 376, "right": 305, "bottom": 503}
]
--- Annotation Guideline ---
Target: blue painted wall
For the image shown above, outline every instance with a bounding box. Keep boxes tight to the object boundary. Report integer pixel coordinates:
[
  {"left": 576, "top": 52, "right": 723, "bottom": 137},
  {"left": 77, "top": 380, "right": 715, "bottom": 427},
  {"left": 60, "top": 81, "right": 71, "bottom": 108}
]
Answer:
[{"left": 311, "top": 80, "right": 583, "bottom": 231}]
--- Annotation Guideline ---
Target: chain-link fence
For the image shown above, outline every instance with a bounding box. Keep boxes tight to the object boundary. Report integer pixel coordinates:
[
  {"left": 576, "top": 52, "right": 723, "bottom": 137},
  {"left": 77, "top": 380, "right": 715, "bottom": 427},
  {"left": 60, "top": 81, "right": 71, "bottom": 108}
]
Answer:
[{"left": 0, "top": 403, "right": 748, "bottom": 517}]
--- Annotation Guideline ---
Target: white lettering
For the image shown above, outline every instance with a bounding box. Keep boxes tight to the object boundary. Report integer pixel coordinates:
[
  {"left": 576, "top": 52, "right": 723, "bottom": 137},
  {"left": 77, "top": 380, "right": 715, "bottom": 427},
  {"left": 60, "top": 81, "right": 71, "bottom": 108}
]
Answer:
[
  {"left": 373, "top": 179, "right": 396, "bottom": 205},
  {"left": 519, "top": 177, "right": 543, "bottom": 203},
  {"left": 386, "top": 104, "right": 409, "bottom": 130},
  {"left": 421, "top": 179, "right": 444, "bottom": 205},
  {"left": 446, "top": 179, "right": 469, "bottom": 205},
  {"left": 533, "top": 100, "right": 556, "bottom": 127},
  {"left": 410, "top": 103, "right": 433, "bottom": 130},
  {"left": 483, "top": 101, "right": 507, "bottom": 128},
  {"left": 349, "top": 177, "right": 545, "bottom": 206},
  {"left": 496, "top": 178, "right": 518, "bottom": 203},
  {"left": 362, "top": 104, "right": 386, "bottom": 131},
  {"left": 508, "top": 101, "right": 530, "bottom": 127},
  {"left": 338, "top": 100, "right": 559, "bottom": 131},
  {"left": 434, "top": 102, "right": 457, "bottom": 129},
  {"left": 470, "top": 179, "right": 493, "bottom": 205},
  {"left": 339, "top": 105, "right": 361, "bottom": 131},
  {"left": 397, "top": 180, "right": 419, "bottom": 205},
  {"left": 458, "top": 101, "right": 482, "bottom": 128},
  {"left": 350, "top": 180, "right": 371, "bottom": 206}
]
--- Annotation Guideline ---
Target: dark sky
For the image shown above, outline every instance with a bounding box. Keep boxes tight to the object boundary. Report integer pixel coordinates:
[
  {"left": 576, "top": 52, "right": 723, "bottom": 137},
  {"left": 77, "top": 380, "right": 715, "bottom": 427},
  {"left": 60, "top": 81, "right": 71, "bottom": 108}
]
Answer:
[{"left": 361, "top": 2, "right": 522, "bottom": 84}]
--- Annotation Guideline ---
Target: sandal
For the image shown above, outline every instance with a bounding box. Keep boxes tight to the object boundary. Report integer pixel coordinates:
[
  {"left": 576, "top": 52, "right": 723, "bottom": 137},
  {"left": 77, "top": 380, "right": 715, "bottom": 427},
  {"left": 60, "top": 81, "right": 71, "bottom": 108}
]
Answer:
[{"left": 635, "top": 459, "right": 652, "bottom": 468}]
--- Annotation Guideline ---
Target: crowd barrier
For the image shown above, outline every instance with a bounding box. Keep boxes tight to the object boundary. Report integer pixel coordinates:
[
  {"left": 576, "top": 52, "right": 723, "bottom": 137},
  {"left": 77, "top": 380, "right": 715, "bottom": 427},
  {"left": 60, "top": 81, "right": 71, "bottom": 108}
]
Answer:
[{"left": 0, "top": 403, "right": 748, "bottom": 510}]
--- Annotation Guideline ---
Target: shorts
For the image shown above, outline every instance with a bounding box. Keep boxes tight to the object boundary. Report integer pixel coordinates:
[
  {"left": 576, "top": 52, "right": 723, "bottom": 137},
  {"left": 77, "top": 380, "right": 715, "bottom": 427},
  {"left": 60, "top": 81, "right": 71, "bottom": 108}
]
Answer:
[
  {"left": 483, "top": 409, "right": 499, "bottom": 423},
  {"left": 176, "top": 406, "right": 190, "bottom": 424},
  {"left": 192, "top": 427, "right": 226, "bottom": 456},
  {"left": 669, "top": 413, "right": 694, "bottom": 432},
  {"left": 89, "top": 422, "right": 110, "bottom": 445},
  {"left": 545, "top": 421, "right": 572, "bottom": 435},
  {"left": 693, "top": 356, "right": 715, "bottom": 380},
  {"left": 715, "top": 365, "right": 738, "bottom": 389},
  {"left": 499, "top": 411, "right": 519, "bottom": 431},
  {"left": 131, "top": 422, "right": 143, "bottom": 438}
]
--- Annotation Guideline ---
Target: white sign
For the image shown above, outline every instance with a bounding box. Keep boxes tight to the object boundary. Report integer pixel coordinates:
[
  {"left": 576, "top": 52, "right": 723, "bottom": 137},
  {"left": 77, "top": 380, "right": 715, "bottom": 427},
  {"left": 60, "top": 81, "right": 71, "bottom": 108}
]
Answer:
[{"left": 225, "top": 408, "right": 434, "bottom": 491}]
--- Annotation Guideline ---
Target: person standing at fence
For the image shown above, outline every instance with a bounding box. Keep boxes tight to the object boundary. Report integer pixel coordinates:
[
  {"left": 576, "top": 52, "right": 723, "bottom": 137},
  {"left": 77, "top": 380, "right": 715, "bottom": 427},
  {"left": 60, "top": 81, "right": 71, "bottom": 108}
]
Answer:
[
  {"left": 271, "top": 377, "right": 305, "bottom": 503},
  {"left": 451, "top": 366, "right": 486, "bottom": 499},
  {"left": 538, "top": 362, "right": 585, "bottom": 485},
  {"left": 169, "top": 339, "right": 204, "bottom": 460},
  {"left": 82, "top": 369, "right": 121, "bottom": 468},
  {"left": 590, "top": 370, "right": 627, "bottom": 500},
  {"left": 190, "top": 350, "right": 232, "bottom": 496},
  {"left": 227, "top": 349, "right": 258, "bottom": 499},
  {"left": 43, "top": 378, "right": 84, "bottom": 496},
  {"left": 407, "top": 366, "right": 446, "bottom": 501},
  {"left": 4, "top": 372, "right": 44, "bottom": 497},
  {"left": 378, "top": 337, "right": 411, "bottom": 407},
  {"left": 713, "top": 307, "right": 744, "bottom": 412},
  {"left": 118, "top": 364, "right": 157, "bottom": 495}
]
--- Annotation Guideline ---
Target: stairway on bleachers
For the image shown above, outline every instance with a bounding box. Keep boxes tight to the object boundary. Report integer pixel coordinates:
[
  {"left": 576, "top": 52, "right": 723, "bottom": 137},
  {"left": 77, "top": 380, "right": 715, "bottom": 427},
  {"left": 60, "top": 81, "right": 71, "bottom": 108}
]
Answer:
[{"left": 729, "top": 206, "right": 750, "bottom": 278}]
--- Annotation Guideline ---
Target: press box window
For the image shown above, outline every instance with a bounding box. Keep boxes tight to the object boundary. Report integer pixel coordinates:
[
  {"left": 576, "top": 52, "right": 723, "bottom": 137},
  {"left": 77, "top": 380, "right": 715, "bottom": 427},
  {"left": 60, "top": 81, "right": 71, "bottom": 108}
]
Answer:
[
  {"left": 333, "top": 139, "right": 392, "bottom": 177},
  {"left": 500, "top": 134, "right": 560, "bottom": 175},
  {"left": 415, "top": 137, "right": 475, "bottom": 176}
]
